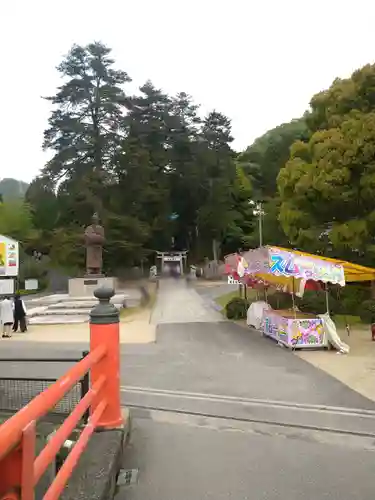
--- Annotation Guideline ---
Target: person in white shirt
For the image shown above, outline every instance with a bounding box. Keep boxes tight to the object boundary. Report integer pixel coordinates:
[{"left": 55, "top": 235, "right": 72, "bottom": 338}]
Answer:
[{"left": 1, "top": 296, "right": 14, "bottom": 338}]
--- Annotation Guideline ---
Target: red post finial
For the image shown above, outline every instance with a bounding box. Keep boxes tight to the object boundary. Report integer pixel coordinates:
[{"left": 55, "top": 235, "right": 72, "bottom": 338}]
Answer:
[{"left": 89, "top": 286, "right": 123, "bottom": 428}]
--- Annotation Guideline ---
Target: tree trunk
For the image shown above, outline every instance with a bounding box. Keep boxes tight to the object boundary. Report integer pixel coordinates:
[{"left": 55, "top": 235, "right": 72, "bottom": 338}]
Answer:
[{"left": 212, "top": 238, "right": 218, "bottom": 263}]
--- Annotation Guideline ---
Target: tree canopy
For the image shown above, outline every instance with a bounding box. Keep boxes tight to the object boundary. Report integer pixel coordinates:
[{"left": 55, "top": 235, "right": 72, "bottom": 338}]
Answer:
[
  {"left": 25, "top": 42, "right": 256, "bottom": 271},
  {"left": 12, "top": 43, "right": 375, "bottom": 275},
  {"left": 278, "top": 64, "right": 375, "bottom": 263},
  {"left": 238, "top": 118, "right": 309, "bottom": 198}
]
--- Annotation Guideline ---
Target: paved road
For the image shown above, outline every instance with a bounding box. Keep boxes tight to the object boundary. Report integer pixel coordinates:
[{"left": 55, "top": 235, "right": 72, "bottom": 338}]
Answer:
[
  {"left": 120, "top": 409, "right": 375, "bottom": 500},
  {"left": 150, "top": 278, "right": 224, "bottom": 324},
  {"left": 116, "top": 279, "right": 375, "bottom": 499},
  {"left": 2, "top": 278, "right": 375, "bottom": 499}
]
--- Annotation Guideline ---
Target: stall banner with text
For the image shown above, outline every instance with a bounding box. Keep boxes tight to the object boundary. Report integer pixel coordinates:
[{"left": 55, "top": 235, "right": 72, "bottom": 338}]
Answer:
[{"left": 268, "top": 248, "right": 345, "bottom": 285}]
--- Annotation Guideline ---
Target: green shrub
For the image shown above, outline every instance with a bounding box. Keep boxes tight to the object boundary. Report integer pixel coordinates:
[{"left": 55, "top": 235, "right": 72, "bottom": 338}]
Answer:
[
  {"left": 296, "top": 290, "right": 339, "bottom": 316},
  {"left": 225, "top": 297, "right": 250, "bottom": 320},
  {"left": 18, "top": 289, "right": 39, "bottom": 296},
  {"left": 334, "top": 284, "right": 370, "bottom": 315},
  {"left": 267, "top": 291, "right": 293, "bottom": 310},
  {"left": 358, "top": 300, "right": 375, "bottom": 323}
]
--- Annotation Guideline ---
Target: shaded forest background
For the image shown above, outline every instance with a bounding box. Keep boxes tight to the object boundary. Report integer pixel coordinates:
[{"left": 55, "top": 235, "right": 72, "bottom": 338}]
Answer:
[{"left": 3, "top": 42, "right": 375, "bottom": 281}]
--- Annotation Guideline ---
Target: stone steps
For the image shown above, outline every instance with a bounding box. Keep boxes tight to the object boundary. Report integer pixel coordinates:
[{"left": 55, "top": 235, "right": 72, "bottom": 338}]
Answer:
[
  {"left": 26, "top": 293, "right": 128, "bottom": 307},
  {"left": 48, "top": 301, "right": 124, "bottom": 311},
  {"left": 29, "top": 315, "right": 88, "bottom": 325},
  {"left": 26, "top": 290, "right": 141, "bottom": 325},
  {"left": 37, "top": 308, "right": 92, "bottom": 316}
]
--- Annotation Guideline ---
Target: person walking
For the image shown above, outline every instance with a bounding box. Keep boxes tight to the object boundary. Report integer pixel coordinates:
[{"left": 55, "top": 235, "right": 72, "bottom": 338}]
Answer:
[
  {"left": 13, "top": 293, "right": 27, "bottom": 333},
  {"left": 1, "top": 296, "right": 14, "bottom": 338}
]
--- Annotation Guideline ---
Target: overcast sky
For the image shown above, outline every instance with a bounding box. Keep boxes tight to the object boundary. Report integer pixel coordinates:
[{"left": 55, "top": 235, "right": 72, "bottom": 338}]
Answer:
[{"left": 1, "top": 0, "right": 374, "bottom": 182}]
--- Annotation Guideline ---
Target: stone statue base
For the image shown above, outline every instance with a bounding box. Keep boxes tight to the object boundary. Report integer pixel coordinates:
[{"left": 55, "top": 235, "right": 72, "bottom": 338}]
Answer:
[{"left": 68, "top": 276, "right": 117, "bottom": 298}]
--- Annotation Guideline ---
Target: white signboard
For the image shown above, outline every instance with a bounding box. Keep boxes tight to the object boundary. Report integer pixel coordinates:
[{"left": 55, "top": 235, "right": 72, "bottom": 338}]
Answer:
[
  {"left": 0, "top": 279, "right": 15, "bottom": 295},
  {"left": 25, "top": 279, "right": 38, "bottom": 291},
  {"left": 0, "top": 235, "right": 19, "bottom": 277},
  {"left": 163, "top": 256, "right": 181, "bottom": 262}
]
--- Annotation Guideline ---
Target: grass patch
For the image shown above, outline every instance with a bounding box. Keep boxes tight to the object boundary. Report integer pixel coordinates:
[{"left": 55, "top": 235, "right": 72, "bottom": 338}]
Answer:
[
  {"left": 215, "top": 290, "right": 241, "bottom": 309},
  {"left": 335, "top": 314, "right": 362, "bottom": 325},
  {"left": 120, "top": 306, "right": 139, "bottom": 319},
  {"left": 334, "top": 314, "right": 369, "bottom": 330},
  {"left": 215, "top": 287, "right": 260, "bottom": 310}
]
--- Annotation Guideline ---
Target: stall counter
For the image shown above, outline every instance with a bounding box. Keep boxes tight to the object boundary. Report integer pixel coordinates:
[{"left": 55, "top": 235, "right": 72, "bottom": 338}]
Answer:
[{"left": 262, "top": 309, "right": 327, "bottom": 349}]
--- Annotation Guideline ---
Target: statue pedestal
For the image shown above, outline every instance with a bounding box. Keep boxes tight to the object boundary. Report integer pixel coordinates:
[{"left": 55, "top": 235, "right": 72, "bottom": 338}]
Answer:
[{"left": 68, "top": 276, "right": 117, "bottom": 298}]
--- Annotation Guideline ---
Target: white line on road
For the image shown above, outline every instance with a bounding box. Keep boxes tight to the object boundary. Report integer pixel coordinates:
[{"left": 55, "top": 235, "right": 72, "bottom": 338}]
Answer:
[{"left": 120, "top": 385, "right": 375, "bottom": 418}]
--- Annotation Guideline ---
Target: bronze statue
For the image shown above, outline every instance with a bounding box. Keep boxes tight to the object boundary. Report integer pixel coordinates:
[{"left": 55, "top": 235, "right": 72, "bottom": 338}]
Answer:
[{"left": 84, "top": 213, "right": 105, "bottom": 275}]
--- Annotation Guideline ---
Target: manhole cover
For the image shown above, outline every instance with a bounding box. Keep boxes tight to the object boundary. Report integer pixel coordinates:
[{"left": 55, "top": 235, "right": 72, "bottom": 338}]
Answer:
[{"left": 117, "top": 468, "right": 139, "bottom": 486}]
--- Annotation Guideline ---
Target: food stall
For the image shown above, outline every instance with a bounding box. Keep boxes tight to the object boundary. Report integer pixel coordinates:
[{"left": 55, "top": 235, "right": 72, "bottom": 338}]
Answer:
[
  {"left": 225, "top": 246, "right": 346, "bottom": 349},
  {"left": 262, "top": 309, "right": 325, "bottom": 348}
]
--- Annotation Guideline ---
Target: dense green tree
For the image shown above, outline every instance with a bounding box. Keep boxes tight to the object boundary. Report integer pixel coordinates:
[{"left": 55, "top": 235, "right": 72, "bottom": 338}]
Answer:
[
  {"left": 0, "top": 200, "right": 35, "bottom": 242},
  {"left": 221, "top": 163, "right": 254, "bottom": 254},
  {"left": 236, "top": 118, "right": 309, "bottom": 250},
  {"left": 196, "top": 111, "right": 239, "bottom": 260},
  {"left": 25, "top": 177, "right": 59, "bottom": 234},
  {"left": 30, "top": 41, "right": 260, "bottom": 270},
  {"left": 278, "top": 64, "right": 375, "bottom": 262},
  {"left": 168, "top": 92, "right": 203, "bottom": 254},
  {"left": 114, "top": 81, "right": 174, "bottom": 256},
  {"left": 42, "top": 41, "right": 131, "bottom": 215},
  {"left": 238, "top": 118, "right": 309, "bottom": 197}
]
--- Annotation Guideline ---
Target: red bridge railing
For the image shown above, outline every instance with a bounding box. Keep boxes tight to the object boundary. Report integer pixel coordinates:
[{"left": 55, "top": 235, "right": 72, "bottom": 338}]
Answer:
[{"left": 0, "top": 286, "right": 123, "bottom": 500}]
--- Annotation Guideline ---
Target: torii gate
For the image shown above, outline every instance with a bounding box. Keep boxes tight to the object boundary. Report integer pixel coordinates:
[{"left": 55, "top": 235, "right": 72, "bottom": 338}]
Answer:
[{"left": 156, "top": 251, "right": 188, "bottom": 275}]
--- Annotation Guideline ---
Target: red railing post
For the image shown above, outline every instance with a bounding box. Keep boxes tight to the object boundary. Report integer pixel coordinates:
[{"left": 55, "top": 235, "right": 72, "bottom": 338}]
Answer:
[
  {"left": 0, "top": 445, "right": 22, "bottom": 499},
  {"left": 89, "top": 286, "right": 123, "bottom": 428}
]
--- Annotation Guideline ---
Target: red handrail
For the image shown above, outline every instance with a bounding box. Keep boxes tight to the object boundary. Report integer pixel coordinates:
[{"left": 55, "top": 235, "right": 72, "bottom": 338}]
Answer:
[
  {"left": 0, "top": 345, "right": 106, "bottom": 461},
  {"left": 0, "top": 292, "right": 124, "bottom": 500},
  {"left": 44, "top": 399, "right": 108, "bottom": 500},
  {"left": 34, "top": 374, "right": 106, "bottom": 483}
]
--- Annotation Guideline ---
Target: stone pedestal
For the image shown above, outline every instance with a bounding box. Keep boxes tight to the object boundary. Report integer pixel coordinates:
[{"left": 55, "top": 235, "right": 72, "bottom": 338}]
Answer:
[{"left": 68, "top": 277, "right": 117, "bottom": 298}]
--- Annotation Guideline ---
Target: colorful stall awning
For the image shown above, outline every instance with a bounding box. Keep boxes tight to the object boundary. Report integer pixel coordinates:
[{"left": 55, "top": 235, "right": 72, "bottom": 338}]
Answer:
[
  {"left": 225, "top": 246, "right": 375, "bottom": 287},
  {"left": 225, "top": 246, "right": 346, "bottom": 288}
]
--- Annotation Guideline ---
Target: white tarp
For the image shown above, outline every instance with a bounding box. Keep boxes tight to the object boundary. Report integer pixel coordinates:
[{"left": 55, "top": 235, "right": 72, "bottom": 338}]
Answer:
[
  {"left": 318, "top": 313, "right": 350, "bottom": 354},
  {"left": 247, "top": 301, "right": 271, "bottom": 329}
]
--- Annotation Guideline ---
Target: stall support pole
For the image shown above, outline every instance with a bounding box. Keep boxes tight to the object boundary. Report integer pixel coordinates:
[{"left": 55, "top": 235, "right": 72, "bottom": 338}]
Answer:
[
  {"left": 291, "top": 278, "right": 297, "bottom": 318},
  {"left": 325, "top": 284, "right": 330, "bottom": 315}
]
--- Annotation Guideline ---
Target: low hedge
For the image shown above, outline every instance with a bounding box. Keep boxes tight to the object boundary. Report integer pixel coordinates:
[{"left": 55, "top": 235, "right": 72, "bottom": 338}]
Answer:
[
  {"left": 18, "top": 289, "right": 40, "bottom": 296},
  {"left": 225, "top": 286, "right": 373, "bottom": 321},
  {"left": 358, "top": 299, "right": 375, "bottom": 323},
  {"left": 267, "top": 292, "right": 293, "bottom": 310},
  {"left": 338, "top": 285, "right": 370, "bottom": 316},
  {"left": 225, "top": 297, "right": 250, "bottom": 320},
  {"left": 296, "top": 290, "right": 339, "bottom": 316}
]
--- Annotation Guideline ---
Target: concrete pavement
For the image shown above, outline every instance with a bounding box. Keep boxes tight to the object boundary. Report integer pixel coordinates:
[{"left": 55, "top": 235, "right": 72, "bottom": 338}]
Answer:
[
  {"left": 297, "top": 325, "right": 375, "bottom": 402},
  {"left": 150, "top": 278, "right": 224, "bottom": 324},
  {"left": 120, "top": 410, "right": 375, "bottom": 500},
  {"left": 121, "top": 321, "right": 375, "bottom": 409}
]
